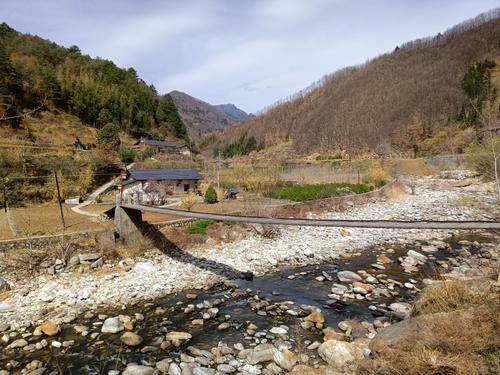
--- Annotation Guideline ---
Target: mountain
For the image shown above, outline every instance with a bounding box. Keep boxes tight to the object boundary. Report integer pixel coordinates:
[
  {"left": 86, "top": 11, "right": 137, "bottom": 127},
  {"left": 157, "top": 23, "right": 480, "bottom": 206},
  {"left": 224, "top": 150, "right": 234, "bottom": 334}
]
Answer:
[
  {"left": 219, "top": 9, "right": 500, "bottom": 155},
  {"left": 169, "top": 90, "right": 249, "bottom": 137},
  {"left": 0, "top": 22, "right": 188, "bottom": 142},
  {"left": 215, "top": 104, "right": 253, "bottom": 122}
]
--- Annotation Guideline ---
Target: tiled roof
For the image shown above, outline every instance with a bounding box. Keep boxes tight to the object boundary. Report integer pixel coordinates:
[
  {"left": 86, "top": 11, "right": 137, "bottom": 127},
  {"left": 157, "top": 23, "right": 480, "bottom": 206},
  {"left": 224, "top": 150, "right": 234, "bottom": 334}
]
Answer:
[
  {"left": 128, "top": 169, "right": 203, "bottom": 181},
  {"left": 140, "top": 138, "right": 184, "bottom": 148}
]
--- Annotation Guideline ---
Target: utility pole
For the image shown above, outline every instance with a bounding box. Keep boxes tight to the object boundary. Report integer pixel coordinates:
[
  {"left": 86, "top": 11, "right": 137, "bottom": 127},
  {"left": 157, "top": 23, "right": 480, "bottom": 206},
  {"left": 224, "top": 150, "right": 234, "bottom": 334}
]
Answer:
[
  {"left": 54, "top": 170, "right": 66, "bottom": 230},
  {"left": 2, "top": 178, "right": 7, "bottom": 213},
  {"left": 216, "top": 151, "right": 222, "bottom": 201}
]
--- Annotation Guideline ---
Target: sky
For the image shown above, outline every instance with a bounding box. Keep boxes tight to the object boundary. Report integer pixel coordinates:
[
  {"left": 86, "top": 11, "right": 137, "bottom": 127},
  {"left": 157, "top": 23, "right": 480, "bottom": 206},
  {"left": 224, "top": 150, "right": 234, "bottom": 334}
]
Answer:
[{"left": 1, "top": 0, "right": 498, "bottom": 113}]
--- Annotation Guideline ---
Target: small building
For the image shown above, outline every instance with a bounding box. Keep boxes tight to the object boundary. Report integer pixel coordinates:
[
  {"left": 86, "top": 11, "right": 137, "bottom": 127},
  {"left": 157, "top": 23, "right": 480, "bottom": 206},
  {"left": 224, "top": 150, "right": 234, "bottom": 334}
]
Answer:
[
  {"left": 121, "top": 168, "right": 203, "bottom": 204},
  {"left": 225, "top": 188, "right": 241, "bottom": 200},
  {"left": 133, "top": 138, "right": 191, "bottom": 156}
]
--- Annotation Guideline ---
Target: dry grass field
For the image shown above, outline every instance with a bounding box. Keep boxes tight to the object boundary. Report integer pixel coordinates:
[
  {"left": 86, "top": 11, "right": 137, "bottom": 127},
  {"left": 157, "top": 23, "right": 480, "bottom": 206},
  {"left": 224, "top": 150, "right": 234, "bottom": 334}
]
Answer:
[{"left": 0, "top": 205, "right": 110, "bottom": 240}]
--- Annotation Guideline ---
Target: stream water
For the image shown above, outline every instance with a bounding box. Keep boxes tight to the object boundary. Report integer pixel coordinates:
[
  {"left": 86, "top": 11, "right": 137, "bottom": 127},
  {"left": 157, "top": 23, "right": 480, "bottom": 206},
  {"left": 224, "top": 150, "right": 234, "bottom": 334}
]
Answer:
[{"left": 0, "top": 234, "right": 489, "bottom": 374}]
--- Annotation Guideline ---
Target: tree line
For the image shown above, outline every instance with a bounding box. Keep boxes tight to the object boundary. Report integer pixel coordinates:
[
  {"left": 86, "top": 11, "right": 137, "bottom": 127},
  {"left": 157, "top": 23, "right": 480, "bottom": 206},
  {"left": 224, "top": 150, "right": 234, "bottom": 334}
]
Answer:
[{"left": 0, "top": 23, "right": 188, "bottom": 141}]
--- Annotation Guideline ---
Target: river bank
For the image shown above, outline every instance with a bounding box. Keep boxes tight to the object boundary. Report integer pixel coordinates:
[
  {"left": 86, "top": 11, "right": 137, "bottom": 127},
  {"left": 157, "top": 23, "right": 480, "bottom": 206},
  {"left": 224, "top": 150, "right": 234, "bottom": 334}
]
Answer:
[
  {"left": 0, "top": 173, "right": 498, "bottom": 327},
  {"left": 0, "top": 173, "right": 498, "bottom": 373},
  {"left": 0, "top": 232, "right": 498, "bottom": 374}
]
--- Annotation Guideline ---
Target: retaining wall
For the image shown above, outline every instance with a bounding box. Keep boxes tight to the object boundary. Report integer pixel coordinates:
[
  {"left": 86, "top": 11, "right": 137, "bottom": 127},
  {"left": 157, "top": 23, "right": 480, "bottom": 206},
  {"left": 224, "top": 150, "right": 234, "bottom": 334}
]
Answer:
[{"left": 0, "top": 230, "right": 105, "bottom": 252}]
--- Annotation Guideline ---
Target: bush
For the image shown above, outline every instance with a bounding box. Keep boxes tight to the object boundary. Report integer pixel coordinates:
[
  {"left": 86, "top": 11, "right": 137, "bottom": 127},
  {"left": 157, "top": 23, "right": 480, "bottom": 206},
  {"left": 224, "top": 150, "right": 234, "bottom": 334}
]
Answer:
[
  {"left": 220, "top": 134, "right": 261, "bottom": 158},
  {"left": 366, "top": 160, "right": 390, "bottom": 187},
  {"left": 181, "top": 191, "right": 198, "bottom": 211},
  {"left": 204, "top": 184, "right": 218, "bottom": 203},
  {"left": 119, "top": 148, "right": 135, "bottom": 163},
  {"left": 188, "top": 220, "right": 214, "bottom": 235},
  {"left": 97, "top": 123, "right": 121, "bottom": 151},
  {"left": 465, "top": 137, "right": 500, "bottom": 181},
  {"left": 142, "top": 146, "right": 155, "bottom": 159},
  {"left": 269, "top": 183, "right": 372, "bottom": 202}
]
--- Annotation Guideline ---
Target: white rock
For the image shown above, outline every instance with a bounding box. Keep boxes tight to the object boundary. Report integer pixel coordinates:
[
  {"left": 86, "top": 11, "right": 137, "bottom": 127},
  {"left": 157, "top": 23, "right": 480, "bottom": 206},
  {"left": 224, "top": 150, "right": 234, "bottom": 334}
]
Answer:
[
  {"left": 132, "top": 262, "right": 159, "bottom": 274},
  {"left": 337, "top": 271, "right": 362, "bottom": 282},
  {"left": 389, "top": 302, "right": 412, "bottom": 314},
  {"left": 123, "top": 365, "right": 155, "bottom": 375},
  {"left": 101, "top": 317, "right": 124, "bottom": 333},
  {"left": 0, "top": 303, "right": 14, "bottom": 313},
  {"left": 318, "top": 340, "right": 365, "bottom": 368}
]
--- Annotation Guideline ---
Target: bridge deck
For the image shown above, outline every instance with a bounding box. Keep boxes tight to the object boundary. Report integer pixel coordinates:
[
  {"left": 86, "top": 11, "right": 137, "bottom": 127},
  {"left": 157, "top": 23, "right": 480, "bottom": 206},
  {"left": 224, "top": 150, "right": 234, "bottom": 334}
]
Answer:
[{"left": 122, "top": 204, "right": 500, "bottom": 230}]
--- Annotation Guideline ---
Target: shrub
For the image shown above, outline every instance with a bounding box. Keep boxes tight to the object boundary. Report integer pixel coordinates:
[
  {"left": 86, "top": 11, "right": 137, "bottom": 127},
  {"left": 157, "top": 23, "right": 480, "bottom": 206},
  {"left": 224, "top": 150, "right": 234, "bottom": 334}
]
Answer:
[
  {"left": 366, "top": 160, "right": 390, "bottom": 187},
  {"left": 204, "top": 184, "right": 218, "bottom": 203},
  {"left": 181, "top": 191, "right": 198, "bottom": 211},
  {"left": 119, "top": 148, "right": 135, "bottom": 163},
  {"left": 97, "top": 123, "right": 120, "bottom": 151},
  {"left": 188, "top": 220, "right": 214, "bottom": 235},
  {"left": 142, "top": 146, "right": 155, "bottom": 159},
  {"left": 465, "top": 137, "right": 500, "bottom": 181}
]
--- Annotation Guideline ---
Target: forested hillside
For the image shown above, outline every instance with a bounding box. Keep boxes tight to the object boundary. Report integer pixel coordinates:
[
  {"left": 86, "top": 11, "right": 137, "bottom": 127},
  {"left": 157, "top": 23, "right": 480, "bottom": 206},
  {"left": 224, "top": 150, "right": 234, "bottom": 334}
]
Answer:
[
  {"left": 220, "top": 10, "right": 500, "bottom": 155},
  {"left": 0, "top": 22, "right": 188, "bottom": 141}
]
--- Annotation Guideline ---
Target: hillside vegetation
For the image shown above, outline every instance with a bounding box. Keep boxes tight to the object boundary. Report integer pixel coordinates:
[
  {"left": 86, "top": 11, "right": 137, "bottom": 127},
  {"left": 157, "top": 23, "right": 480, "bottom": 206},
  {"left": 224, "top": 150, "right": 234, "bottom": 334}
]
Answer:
[
  {"left": 0, "top": 22, "right": 188, "bottom": 141},
  {"left": 219, "top": 10, "right": 500, "bottom": 155},
  {"left": 169, "top": 90, "right": 250, "bottom": 138}
]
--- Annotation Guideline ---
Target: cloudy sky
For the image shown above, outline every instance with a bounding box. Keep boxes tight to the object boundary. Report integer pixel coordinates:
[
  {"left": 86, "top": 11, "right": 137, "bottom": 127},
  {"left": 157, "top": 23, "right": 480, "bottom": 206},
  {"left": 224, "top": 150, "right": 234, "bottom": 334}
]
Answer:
[{"left": 1, "top": 0, "right": 498, "bottom": 112}]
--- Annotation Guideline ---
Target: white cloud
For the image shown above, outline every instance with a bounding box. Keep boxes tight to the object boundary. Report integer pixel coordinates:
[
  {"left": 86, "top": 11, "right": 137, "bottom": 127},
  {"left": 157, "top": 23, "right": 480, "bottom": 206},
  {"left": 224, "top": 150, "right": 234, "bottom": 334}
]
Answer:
[{"left": 2, "top": 0, "right": 499, "bottom": 112}]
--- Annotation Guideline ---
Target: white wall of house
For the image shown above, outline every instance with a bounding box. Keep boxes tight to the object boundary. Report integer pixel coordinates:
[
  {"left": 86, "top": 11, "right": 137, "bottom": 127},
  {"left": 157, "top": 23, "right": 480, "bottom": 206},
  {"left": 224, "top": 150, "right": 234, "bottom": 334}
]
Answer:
[{"left": 122, "top": 179, "right": 199, "bottom": 204}]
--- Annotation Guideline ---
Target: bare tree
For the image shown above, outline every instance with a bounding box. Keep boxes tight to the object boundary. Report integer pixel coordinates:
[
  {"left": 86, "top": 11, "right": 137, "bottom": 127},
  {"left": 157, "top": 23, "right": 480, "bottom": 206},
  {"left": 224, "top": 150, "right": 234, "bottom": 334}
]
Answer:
[
  {"left": 147, "top": 180, "right": 173, "bottom": 204},
  {"left": 479, "top": 99, "right": 500, "bottom": 197}
]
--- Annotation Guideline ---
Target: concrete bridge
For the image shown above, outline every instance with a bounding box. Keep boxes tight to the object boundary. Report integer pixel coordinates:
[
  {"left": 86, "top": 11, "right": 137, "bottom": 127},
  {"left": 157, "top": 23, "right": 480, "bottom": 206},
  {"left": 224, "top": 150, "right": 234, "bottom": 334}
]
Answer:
[{"left": 113, "top": 203, "right": 500, "bottom": 247}]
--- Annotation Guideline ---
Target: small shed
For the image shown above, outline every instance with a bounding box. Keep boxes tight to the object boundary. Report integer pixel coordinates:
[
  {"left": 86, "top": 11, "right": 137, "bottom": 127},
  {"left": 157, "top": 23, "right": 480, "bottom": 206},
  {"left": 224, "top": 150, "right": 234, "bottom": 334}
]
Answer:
[{"left": 225, "top": 188, "right": 241, "bottom": 200}]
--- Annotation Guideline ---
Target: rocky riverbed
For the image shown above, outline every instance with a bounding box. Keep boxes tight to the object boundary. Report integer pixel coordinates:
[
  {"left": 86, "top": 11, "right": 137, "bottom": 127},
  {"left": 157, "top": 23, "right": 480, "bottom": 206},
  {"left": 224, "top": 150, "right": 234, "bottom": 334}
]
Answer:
[{"left": 0, "top": 173, "right": 498, "bottom": 374}]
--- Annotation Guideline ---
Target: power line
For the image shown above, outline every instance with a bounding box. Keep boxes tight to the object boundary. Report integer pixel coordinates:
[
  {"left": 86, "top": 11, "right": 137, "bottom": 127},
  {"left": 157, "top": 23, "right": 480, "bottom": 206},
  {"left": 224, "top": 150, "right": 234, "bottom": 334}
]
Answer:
[
  {"left": 0, "top": 102, "right": 45, "bottom": 121},
  {"left": 2, "top": 172, "right": 122, "bottom": 181}
]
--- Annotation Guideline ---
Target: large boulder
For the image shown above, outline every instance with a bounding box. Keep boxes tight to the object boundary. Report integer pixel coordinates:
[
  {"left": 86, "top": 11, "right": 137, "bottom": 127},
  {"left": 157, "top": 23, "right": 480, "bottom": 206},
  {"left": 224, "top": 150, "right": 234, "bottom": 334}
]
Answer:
[
  {"left": 318, "top": 340, "right": 365, "bottom": 369},
  {"left": 370, "top": 308, "right": 482, "bottom": 354}
]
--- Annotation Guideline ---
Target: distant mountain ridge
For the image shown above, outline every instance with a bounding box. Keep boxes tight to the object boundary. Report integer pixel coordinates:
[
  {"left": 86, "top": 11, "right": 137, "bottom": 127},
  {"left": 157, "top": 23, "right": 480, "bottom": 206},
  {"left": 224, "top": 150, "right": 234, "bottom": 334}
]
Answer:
[
  {"left": 169, "top": 90, "right": 250, "bottom": 138},
  {"left": 215, "top": 104, "right": 253, "bottom": 122}
]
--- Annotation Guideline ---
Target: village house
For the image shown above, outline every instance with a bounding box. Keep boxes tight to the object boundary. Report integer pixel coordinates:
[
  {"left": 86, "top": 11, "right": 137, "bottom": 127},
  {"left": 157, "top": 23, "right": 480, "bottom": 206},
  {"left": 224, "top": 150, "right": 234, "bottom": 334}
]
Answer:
[
  {"left": 121, "top": 168, "right": 203, "bottom": 204},
  {"left": 133, "top": 138, "right": 191, "bottom": 156}
]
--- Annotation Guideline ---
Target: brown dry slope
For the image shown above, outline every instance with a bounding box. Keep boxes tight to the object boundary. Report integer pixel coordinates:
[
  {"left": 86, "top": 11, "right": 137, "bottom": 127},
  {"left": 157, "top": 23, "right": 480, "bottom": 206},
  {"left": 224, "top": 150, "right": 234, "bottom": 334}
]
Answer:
[
  {"left": 221, "top": 9, "right": 500, "bottom": 154},
  {"left": 169, "top": 91, "right": 250, "bottom": 138}
]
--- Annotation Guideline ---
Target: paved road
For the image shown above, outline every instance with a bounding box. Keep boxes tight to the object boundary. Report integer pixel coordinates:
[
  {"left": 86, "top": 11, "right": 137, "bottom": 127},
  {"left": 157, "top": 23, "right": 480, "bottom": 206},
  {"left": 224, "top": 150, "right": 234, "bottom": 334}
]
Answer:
[{"left": 123, "top": 204, "right": 500, "bottom": 230}]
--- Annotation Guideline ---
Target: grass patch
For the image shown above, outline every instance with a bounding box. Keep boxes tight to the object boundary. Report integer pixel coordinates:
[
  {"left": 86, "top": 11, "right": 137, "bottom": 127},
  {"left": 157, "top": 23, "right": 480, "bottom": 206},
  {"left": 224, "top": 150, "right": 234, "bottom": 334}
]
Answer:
[
  {"left": 361, "top": 278, "right": 500, "bottom": 375},
  {"left": 188, "top": 220, "right": 215, "bottom": 235},
  {"left": 412, "top": 279, "right": 495, "bottom": 316},
  {"left": 268, "top": 183, "right": 373, "bottom": 202}
]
